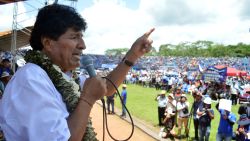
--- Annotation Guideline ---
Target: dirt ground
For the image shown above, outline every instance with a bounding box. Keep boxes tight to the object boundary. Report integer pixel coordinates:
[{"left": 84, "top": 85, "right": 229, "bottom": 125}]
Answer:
[{"left": 90, "top": 103, "right": 157, "bottom": 141}]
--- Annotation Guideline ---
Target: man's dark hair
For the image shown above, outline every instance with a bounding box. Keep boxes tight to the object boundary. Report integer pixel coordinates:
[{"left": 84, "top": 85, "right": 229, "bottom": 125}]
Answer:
[
  {"left": 30, "top": 4, "right": 87, "bottom": 50},
  {"left": 238, "top": 105, "right": 247, "bottom": 115}
]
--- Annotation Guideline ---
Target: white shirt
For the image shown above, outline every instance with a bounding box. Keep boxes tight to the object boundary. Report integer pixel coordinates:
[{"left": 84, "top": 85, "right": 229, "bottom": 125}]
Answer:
[
  {"left": 0, "top": 63, "right": 70, "bottom": 141},
  {"left": 156, "top": 96, "right": 167, "bottom": 108},
  {"left": 177, "top": 101, "right": 190, "bottom": 118}
]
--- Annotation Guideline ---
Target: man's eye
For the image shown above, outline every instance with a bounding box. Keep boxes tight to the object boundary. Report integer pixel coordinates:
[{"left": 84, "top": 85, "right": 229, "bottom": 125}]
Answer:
[{"left": 70, "top": 36, "right": 77, "bottom": 39}]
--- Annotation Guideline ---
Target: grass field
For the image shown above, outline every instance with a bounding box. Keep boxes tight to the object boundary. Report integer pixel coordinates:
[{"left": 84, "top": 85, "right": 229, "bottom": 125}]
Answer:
[{"left": 113, "top": 84, "right": 240, "bottom": 141}]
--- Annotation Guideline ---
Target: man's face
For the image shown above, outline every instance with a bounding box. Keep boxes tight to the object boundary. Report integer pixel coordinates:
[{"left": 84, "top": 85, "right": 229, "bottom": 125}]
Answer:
[
  {"left": 3, "top": 61, "right": 11, "bottom": 68},
  {"left": 43, "top": 28, "right": 86, "bottom": 72}
]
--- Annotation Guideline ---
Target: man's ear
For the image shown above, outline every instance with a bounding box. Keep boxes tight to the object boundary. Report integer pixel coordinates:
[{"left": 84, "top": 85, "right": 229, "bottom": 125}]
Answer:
[{"left": 41, "top": 37, "right": 53, "bottom": 52}]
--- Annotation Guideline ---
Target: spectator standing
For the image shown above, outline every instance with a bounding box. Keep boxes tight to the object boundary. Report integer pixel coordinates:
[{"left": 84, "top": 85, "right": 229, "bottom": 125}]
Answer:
[
  {"left": 0, "top": 59, "right": 13, "bottom": 77},
  {"left": 106, "top": 92, "right": 116, "bottom": 114},
  {"left": 197, "top": 97, "right": 214, "bottom": 141},
  {"left": 235, "top": 114, "right": 250, "bottom": 141},
  {"left": 230, "top": 82, "right": 238, "bottom": 105},
  {"left": 155, "top": 90, "right": 167, "bottom": 126},
  {"left": 161, "top": 93, "right": 177, "bottom": 139},
  {"left": 192, "top": 91, "right": 203, "bottom": 141},
  {"left": 120, "top": 84, "right": 127, "bottom": 118},
  {"left": 216, "top": 103, "right": 236, "bottom": 141},
  {"left": 176, "top": 94, "right": 189, "bottom": 138}
]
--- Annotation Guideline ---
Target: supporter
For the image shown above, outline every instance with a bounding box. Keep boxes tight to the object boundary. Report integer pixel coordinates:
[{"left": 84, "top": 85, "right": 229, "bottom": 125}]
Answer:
[
  {"left": 216, "top": 102, "right": 236, "bottom": 141},
  {"left": 192, "top": 91, "right": 203, "bottom": 141},
  {"left": 235, "top": 114, "right": 250, "bottom": 141},
  {"left": 120, "top": 84, "right": 128, "bottom": 118},
  {"left": 176, "top": 94, "right": 190, "bottom": 138},
  {"left": 162, "top": 93, "right": 177, "bottom": 139},
  {"left": 155, "top": 90, "right": 167, "bottom": 126},
  {"left": 197, "top": 97, "right": 214, "bottom": 141},
  {"left": 106, "top": 92, "right": 116, "bottom": 114},
  {"left": 0, "top": 59, "right": 13, "bottom": 77}
]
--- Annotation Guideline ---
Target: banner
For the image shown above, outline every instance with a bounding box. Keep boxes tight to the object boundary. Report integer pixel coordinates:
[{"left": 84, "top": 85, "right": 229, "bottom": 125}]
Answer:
[{"left": 202, "top": 66, "right": 227, "bottom": 82}]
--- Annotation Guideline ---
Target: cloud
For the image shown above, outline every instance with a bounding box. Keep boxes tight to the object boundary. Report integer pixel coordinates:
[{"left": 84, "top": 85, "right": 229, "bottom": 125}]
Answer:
[
  {"left": 81, "top": 0, "right": 154, "bottom": 54},
  {"left": 140, "top": 0, "right": 216, "bottom": 25},
  {"left": 1, "top": 0, "right": 249, "bottom": 54},
  {"left": 240, "top": 0, "right": 250, "bottom": 19}
]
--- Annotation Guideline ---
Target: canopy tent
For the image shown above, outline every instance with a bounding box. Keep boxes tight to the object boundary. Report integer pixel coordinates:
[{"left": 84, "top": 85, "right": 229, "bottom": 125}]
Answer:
[
  {"left": 0, "top": 26, "right": 32, "bottom": 51},
  {"left": 0, "top": 0, "right": 27, "bottom": 5},
  {"left": 215, "top": 65, "right": 248, "bottom": 76}
]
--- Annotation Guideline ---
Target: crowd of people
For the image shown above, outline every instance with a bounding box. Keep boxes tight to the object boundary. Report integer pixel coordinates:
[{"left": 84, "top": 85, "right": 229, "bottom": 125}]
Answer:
[{"left": 153, "top": 77, "right": 250, "bottom": 141}]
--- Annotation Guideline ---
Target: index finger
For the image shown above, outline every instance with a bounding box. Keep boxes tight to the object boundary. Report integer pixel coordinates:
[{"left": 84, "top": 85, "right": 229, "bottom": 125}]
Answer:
[{"left": 144, "top": 28, "right": 155, "bottom": 38}]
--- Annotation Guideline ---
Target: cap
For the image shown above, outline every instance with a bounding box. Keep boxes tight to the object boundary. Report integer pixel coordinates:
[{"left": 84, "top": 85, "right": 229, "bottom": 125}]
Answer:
[
  {"left": 1, "top": 71, "right": 10, "bottom": 78},
  {"left": 237, "top": 114, "right": 250, "bottom": 126},
  {"left": 122, "top": 84, "right": 127, "bottom": 88},
  {"left": 181, "top": 94, "right": 186, "bottom": 98},
  {"left": 168, "top": 93, "right": 174, "bottom": 99},
  {"left": 203, "top": 97, "right": 212, "bottom": 104},
  {"left": 160, "top": 90, "right": 166, "bottom": 95}
]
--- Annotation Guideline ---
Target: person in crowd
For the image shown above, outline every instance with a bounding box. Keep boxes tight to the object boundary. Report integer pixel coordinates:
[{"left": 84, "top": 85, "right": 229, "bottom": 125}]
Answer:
[
  {"left": 236, "top": 115, "right": 250, "bottom": 141},
  {"left": 106, "top": 92, "right": 116, "bottom": 114},
  {"left": 230, "top": 82, "right": 238, "bottom": 105},
  {"left": 0, "top": 59, "right": 13, "bottom": 77},
  {"left": 235, "top": 105, "right": 250, "bottom": 141},
  {"left": 176, "top": 94, "right": 189, "bottom": 138},
  {"left": 155, "top": 90, "right": 167, "bottom": 126},
  {"left": 120, "top": 84, "right": 128, "bottom": 118},
  {"left": 216, "top": 102, "right": 236, "bottom": 141},
  {"left": 192, "top": 91, "right": 203, "bottom": 141},
  {"left": 161, "top": 93, "right": 177, "bottom": 139},
  {"left": 0, "top": 4, "right": 154, "bottom": 141},
  {"left": 0, "top": 71, "right": 11, "bottom": 87},
  {"left": 197, "top": 97, "right": 214, "bottom": 141},
  {"left": 174, "top": 87, "right": 182, "bottom": 102}
]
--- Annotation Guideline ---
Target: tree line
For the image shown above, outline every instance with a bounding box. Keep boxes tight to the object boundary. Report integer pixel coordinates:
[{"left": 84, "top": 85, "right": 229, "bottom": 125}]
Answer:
[{"left": 105, "top": 40, "right": 250, "bottom": 57}]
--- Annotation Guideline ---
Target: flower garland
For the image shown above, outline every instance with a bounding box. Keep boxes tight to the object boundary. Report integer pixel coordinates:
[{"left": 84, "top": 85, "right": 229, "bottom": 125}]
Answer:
[{"left": 24, "top": 50, "right": 98, "bottom": 141}]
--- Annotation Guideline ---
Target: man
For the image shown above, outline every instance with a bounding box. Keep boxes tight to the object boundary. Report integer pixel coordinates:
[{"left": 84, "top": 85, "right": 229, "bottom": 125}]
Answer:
[
  {"left": 197, "top": 97, "right": 214, "bottom": 141},
  {"left": 106, "top": 92, "right": 116, "bottom": 114},
  {"left": 216, "top": 102, "right": 236, "bottom": 141},
  {"left": 0, "top": 59, "right": 13, "bottom": 77},
  {"left": 0, "top": 4, "right": 154, "bottom": 141},
  {"left": 120, "top": 84, "right": 127, "bottom": 118},
  {"left": 192, "top": 91, "right": 203, "bottom": 141},
  {"left": 155, "top": 90, "right": 167, "bottom": 126},
  {"left": 230, "top": 82, "right": 238, "bottom": 105}
]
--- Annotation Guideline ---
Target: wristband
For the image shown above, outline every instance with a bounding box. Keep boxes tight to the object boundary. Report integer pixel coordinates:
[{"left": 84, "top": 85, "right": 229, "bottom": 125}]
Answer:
[{"left": 122, "top": 57, "right": 134, "bottom": 67}]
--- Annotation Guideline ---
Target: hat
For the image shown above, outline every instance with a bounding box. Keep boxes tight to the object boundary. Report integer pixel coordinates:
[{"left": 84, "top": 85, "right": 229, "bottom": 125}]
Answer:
[
  {"left": 203, "top": 97, "right": 212, "bottom": 104},
  {"left": 160, "top": 90, "right": 166, "bottom": 95},
  {"left": 168, "top": 93, "right": 174, "bottom": 99},
  {"left": 122, "top": 84, "right": 127, "bottom": 88},
  {"left": 1, "top": 71, "right": 10, "bottom": 78},
  {"left": 181, "top": 94, "right": 187, "bottom": 98},
  {"left": 237, "top": 114, "right": 250, "bottom": 126}
]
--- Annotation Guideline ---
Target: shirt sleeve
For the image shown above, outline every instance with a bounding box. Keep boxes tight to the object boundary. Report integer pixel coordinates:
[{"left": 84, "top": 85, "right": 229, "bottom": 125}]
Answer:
[{"left": 1, "top": 65, "right": 70, "bottom": 141}]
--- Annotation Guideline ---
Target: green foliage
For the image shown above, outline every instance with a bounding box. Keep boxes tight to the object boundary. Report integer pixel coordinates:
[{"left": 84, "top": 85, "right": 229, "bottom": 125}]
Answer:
[
  {"left": 106, "top": 41, "right": 250, "bottom": 57},
  {"left": 105, "top": 48, "right": 129, "bottom": 56}
]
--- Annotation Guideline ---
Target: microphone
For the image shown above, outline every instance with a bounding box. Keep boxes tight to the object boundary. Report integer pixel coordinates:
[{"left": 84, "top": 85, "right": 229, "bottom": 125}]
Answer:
[{"left": 81, "top": 55, "right": 96, "bottom": 77}]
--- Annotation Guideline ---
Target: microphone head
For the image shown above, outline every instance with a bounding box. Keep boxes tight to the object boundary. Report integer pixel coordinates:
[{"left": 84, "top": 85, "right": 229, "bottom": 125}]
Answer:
[{"left": 81, "top": 55, "right": 96, "bottom": 77}]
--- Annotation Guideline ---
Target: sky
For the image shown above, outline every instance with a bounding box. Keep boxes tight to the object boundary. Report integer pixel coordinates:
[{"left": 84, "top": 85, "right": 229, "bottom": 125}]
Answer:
[{"left": 0, "top": 0, "right": 250, "bottom": 54}]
